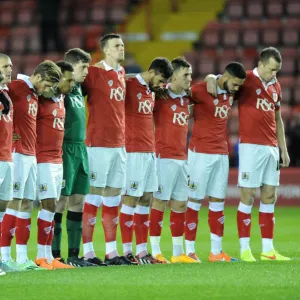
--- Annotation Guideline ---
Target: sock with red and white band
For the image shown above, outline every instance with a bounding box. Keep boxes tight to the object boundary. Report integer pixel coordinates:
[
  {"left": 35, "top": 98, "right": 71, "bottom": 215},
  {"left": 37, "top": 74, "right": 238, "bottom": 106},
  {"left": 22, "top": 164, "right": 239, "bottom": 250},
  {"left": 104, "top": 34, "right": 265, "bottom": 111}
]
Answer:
[
  {"left": 185, "top": 201, "right": 201, "bottom": 255},
  {"left": 149, "top": 208, "right": 164, "bottom": 256},
  {"left": 46, "top": 220, "right": 55, "bottom": 262},
  {"left": 119, "top": 204, "right": 135, "bottom": 256},
  {"left": 0, "top": 211, "right": 4, "bottom": 240},
  {"left": 0, "top": 208, "right": 17, "bottom": 262},
  {"left": 170, "top": 209, "right": 185, "bottom": 257},
  {"left": 237, "top": 202, "right": 253, "bottom": 253},
  {"left": 134, "top": 205, "right": 150, "bottom": 258},
  {"left": 259, "top": 202, "right": 275, "bottom": 253},
  {"left": 16, "top": 211, "right": 31, "bottom": 264},
  {"left": 102, "top": 196, "right": 121, "bottom": 259},
  {"left": 82, "top": 194, "right": 103, "bottom": 258},
  {"left": 208, "top": 202, "right": 225, "bottom": 255},
  {"left": 37, "top": 209, "right": 55, "bottom": 259}
]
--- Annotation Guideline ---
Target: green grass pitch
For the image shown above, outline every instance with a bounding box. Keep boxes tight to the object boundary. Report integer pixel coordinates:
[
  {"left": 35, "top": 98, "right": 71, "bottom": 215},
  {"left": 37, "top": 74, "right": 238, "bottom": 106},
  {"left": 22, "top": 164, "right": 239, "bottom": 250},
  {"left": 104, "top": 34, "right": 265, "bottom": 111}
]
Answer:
[{"left": 2, "top": 206, "right": 300, "bottom": 300}]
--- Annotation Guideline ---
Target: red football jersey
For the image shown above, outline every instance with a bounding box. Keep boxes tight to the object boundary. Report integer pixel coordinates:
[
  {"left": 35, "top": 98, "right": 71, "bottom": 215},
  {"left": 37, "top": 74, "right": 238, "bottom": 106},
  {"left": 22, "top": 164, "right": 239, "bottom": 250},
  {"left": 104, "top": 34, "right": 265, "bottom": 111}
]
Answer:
[
  {"left": 36, "top": 95, "right": 65, "bottom": 163},
  {"left": 238, "top": 69, "right": 281, "bottom": 147},
  {"left": 154, "top": 89, "right": 190, "bottom": 160},
  {"left": 8, "top": 75, "right": 38, "bottom": 156},
  {"left": 0, "top": 88, "right": 13, "bottom": 162},
  {"left": 190, "top": 81, "right": 234, "bottom": 154},
  {"left": 83, "top": 61, "right": 126, "bottom": 147},
  {"left": 125, "top": 74, "right": 155, "bottom": 153}
]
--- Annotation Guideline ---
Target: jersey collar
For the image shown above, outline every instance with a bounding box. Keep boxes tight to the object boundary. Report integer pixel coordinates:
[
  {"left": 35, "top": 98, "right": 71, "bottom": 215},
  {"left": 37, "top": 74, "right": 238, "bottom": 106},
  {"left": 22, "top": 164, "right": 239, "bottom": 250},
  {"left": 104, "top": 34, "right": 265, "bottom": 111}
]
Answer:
[
  {"left": 136, "top": 74, "right": 148, "bottom": 86},
  {"left": 168, "top": 89, "right": 187, "bottom": 99},
  {"left": 253, "top": 68, "right": 276, "bottom": 89},
  {"left": 101, "top": 60, "right": 122, "bottom": 72},
  {"left": 17, "top": 74, "right": 35, "bottom": 90},
  {"left": 51, "top": 94, "right": 63, "bottom": 103},
  {"left": 216, "top": 74, "right": 228, "bottom": 95}
]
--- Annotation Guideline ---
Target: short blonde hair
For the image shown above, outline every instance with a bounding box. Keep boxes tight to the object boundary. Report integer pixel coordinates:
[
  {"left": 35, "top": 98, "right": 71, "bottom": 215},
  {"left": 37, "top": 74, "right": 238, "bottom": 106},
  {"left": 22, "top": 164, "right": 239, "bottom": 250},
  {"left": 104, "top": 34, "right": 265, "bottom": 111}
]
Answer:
[{"left": 33, "top": 60, "right": 62, "bottom": 83}]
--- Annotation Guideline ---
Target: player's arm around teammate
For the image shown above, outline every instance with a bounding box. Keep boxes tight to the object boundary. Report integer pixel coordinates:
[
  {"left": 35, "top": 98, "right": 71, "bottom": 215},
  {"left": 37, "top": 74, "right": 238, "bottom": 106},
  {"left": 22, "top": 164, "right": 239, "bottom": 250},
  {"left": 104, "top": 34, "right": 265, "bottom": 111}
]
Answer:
[
  {"left": 35, "top": 61, "right": 76, "bottom": 270},
  {"left": 119, "top": 58, "right": 173, "bottom": 264},
  {"left": 2, "top": 61, "right": 61, "bottom": 271},
  {"left": 149, "top": 57, "right": 197, "bottom": 264},
  {"left": 186, "top": 63, "right": 246, "bottom": 262}
]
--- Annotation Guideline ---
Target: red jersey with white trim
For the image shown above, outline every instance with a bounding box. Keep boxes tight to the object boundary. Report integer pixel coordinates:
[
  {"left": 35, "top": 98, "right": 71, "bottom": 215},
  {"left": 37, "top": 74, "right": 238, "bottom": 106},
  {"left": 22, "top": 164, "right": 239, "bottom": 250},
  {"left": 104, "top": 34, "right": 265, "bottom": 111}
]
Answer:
[
  {"left": 190, "top": 81, "right": 234, "bottom": 155},
  {"left": 154, "top": 90, "right": 190, "bottom": 160},
  {"left": 0, "top": 88, "right": 13, "bottom": 162},
  {"left": 36, "top": 95, "right": 65, "bottom": 163},
  {"left": 238, "top": 69, "right": 281, "bottom": 147},
  {"left": 83, "top": 61, "right": 126, "bottom": 147},
  {"left": 8, "top": 76, "right": 38, "bottom": 156},
  {"left": 125, "top": 75, "right": 155, "bottom": 153}
]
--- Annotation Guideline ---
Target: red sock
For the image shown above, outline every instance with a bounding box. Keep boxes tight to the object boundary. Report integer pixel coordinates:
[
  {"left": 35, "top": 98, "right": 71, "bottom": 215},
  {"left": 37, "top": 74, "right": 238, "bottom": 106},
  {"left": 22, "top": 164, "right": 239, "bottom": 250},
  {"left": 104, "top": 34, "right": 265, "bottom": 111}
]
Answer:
[
  {"left": 82, "top": 202, "right": 99, "bottom": 244},
  {"left": 0, "top": 212, "right": 17, "bottom": 247},
  {"left": 37, "top": 218, "right": 52, "bottom": 246},
  {"left": 170, "top": 210, "right": 185, "bottom": 237},
  {"left": 134, "top": 212, "right": 149, "bottom": 246},
  {"left": 46, "top": 220, "right": 55, "bottom": 246},
  {"left": 185, "top": 207, "right": 199, "bottom": 241},
  {"left": 237, "top": 211, "right": 252, "bottom": 238},
  {"left": 149, "top": 209, "right": 164, "bottom": 237},
  {"left": 259, "top": 212, "right": 274, "bottom": 239},
  {"left": 16, "top": 216, "right": 31, "bottom": 245},
  {"left": 102, "top": 205, "right": 118, "bottom": 243},
  {"left": 208, "top": 210, "right": 224, "bottom": 237},
  {"left": 120, "top": 212, "right": 134, "bottom": 244}
]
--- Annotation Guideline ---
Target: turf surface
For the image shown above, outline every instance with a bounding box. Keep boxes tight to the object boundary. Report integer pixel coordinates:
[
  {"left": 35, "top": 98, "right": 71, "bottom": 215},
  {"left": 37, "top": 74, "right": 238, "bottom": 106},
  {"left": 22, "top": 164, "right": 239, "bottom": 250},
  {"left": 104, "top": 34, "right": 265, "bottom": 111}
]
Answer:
[{"left": 2, "top": 206, "right": 299, "bottom": 300}]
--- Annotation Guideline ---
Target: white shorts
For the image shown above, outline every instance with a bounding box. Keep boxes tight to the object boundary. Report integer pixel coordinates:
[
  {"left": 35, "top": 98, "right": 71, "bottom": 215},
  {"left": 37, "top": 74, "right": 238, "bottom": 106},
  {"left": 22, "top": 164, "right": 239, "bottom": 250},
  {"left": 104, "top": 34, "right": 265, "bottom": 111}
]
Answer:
[
  {"left": 0, "top": 161, "right": 14, "bottom": 201},
  {"left": 87, "top": 147, "right": 127, "bottom": 189},
  {"left": 123, "top": 152, "right": 158, "bottom": 197},
  {"left": 13, "top": 153, "right": 37, "bottom": 201},
  {"left": 37, "top": 163, "right": 63, "bottom": 201},
  {"left": 238, "top": 143, "right": 280, "bottom": 188},
  {"left": 154, "top": 157, "right": 189, "bottom": 202},
  {"left": 188, "top": 150, "right": 229, "bottom": 200}
]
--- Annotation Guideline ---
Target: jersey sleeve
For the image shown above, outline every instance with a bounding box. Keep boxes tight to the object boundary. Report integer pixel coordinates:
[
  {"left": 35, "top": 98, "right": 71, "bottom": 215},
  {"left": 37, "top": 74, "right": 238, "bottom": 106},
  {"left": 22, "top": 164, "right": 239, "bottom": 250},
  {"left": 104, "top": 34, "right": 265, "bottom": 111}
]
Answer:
[
  {"left": 82, "top": 67, "right": 95, "bottom": 92},
  {"left": 191, "top": 82, "right": 204, "bottom": 103}
]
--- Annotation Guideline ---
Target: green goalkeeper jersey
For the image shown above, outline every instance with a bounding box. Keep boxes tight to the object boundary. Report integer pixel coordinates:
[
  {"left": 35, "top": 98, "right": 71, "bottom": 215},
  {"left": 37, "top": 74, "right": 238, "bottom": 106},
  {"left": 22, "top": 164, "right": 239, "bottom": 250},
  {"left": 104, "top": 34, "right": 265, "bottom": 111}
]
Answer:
[{"left": 64, "top": 83, "right": 86, "bottom": 143}]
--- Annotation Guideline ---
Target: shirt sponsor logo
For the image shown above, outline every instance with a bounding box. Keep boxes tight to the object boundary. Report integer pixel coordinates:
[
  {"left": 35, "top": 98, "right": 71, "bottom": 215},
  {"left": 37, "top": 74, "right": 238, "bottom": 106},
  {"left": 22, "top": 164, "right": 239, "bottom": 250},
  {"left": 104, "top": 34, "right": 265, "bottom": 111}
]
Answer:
[
  {"left": 13, "top": 182, "right": 20, "bottom": 192},
  {"left": 28, "top": 102, "right": 38, "bottom": 117},
  {"left": 90, "top": 172, "right": 97, "bottom": 181},
  {"left": 214, "top": 105, "right": 231, "bottom": 119},
  {"left": 242, "top": 172, "right": 249, "bottom": 181},
  {"left": 130, "top": 181, "right": 139, "bottom": 191},
  {"left": 39, "top": 184, "right": 47, "bottom": 193},
  {"left": 138, "top": 100, "right": 153, "bottom": 114},
  {"left": 110, "top": 87, "right": 125, "bottom": 101},
  {"left": 53, "top": 117, "right": 64, "bottom": 130},
  {"left": 256, "top": 98, "right": 276, "bottom": 112},
  {"left": 173, "top": 111, "right": 188, "bottom": 126},
  {"left": 0, "top": 110, "right": 12, "bottom": 122}
]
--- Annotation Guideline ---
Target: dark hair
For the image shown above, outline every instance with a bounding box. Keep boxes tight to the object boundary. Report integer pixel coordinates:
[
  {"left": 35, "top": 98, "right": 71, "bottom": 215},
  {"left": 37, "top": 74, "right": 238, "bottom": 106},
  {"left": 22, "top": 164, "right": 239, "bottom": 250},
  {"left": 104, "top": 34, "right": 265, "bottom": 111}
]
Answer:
[
  {"left": 64, "top": 48, "right": 91, "bottom": 65},
  {"left": 148, "top": 57, "right": 173, "bottom": 79},
  {"left": 56, "top": 61, "right": 74, "bottom": 73},
  {"left": 33, "top": 60, "right": 62, "bottom": 83},
  {"left": 171, "top": 56, "right": 191, "bottom": 71},
  {"left": 100, "top": 33, "right": 122, "bottom": 50},
  {"left": 225, "top": 62, "right": 246, "bottom": 79},
  {"left": 259, "top": 47, "right": 282, "bottom": 64}
]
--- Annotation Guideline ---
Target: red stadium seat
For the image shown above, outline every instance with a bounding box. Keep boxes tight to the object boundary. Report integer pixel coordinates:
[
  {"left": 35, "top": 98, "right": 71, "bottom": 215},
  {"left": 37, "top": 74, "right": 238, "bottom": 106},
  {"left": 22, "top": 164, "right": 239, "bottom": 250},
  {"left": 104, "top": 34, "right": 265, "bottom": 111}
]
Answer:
[
  {"left": 239, "top": 57, "right": 255, "bottom": 71},
  {"left": 282, "top": 29, "right": 299, "bottom": 46},
  {"left": 73, "top": 9, "right": 89, "bottom": 23},
  {"left": 281, "top": 88, "right": 292, "bottom": 104},
  {"left": 222, "top": 30, "right": 240, "bottom": 48},
  {"left": 262, "top": 29, "right": 280, "bottom": 46},
  {"left": 110, "top": 8, "right": 127, "bottom": 24},
  {"left": 242, "top": 29, "right": 260, "bottom": 47},
  {"left": 201, "top": 30, "right": 220, "bottom": 48},
  {"left": 66, "top": 36, "right": 84, "bottom": 49},
  {"left": 278, "top": 75, "right": 296, "bottom": 88},
  {"left": 293, "top": 87, "right": 300, "bottom": 105},
  {"left": 227, "top": 1, "right": 244, "bottom": 19},
  {"left": 280, "top": 58, "right": 296, "bottom": 75},
  {"left": 17, "top": 9, "right": 35, "bottom": 25},
  {"left": 246, "top": 2, "right": 264, "bottom": 19},
  {"left": 286, "top": 1, "right": 300, "bottom": 17},
  {"left": 197, "top": 58, "right": 216, "bottom": 76},
  {"left": 266, "top": 1, "right": 283, "bottom": 18},
  {"left": 90, "top": 6, "right": 106, "bottom": 23}
]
